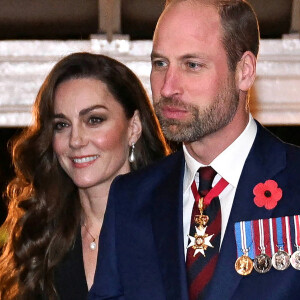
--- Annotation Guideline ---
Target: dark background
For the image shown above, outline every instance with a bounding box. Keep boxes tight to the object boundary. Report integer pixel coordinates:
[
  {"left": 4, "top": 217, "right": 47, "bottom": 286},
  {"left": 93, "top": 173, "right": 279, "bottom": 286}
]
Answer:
[{"left": 0, "top": 0, "right": 294, "bottom": 40}]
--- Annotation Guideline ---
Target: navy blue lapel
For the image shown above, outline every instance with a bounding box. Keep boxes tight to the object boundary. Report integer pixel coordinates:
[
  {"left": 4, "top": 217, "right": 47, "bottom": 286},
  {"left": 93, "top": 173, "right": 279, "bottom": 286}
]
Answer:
[
  {"left": 206, "top": 124, "right": 287, "bottom": 300},
  {"left": 151, "top": 150, "right": 189, "bottom": 300}
]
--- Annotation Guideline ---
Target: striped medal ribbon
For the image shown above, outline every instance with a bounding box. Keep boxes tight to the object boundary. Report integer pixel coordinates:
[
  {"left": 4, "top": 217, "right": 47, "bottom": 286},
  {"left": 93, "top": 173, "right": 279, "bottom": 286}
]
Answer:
[
  {"left": 271, "top": 217, "right": 291, "bottom": 271},
  {"left": 290, "top": 215, "right": 300, "bottom": 270},
  {"left": 234, "top": 221, "right": 254, "bottom": 276}
]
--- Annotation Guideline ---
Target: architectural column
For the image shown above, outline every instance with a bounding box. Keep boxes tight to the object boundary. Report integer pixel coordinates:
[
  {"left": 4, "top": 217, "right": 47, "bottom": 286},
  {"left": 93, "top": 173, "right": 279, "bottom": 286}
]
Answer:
[
  {"left": 291, "top": 0, "right": 300, "bottom": 33},
  {"left": 98, "top": 0, "right": 121, "bottom": 41}
]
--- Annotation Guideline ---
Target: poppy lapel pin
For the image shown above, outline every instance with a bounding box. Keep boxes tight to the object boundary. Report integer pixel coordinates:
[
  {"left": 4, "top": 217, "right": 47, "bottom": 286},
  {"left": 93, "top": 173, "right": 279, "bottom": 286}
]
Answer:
[{"left": 253, "top": 180, "right": 282, "bottom": 210}]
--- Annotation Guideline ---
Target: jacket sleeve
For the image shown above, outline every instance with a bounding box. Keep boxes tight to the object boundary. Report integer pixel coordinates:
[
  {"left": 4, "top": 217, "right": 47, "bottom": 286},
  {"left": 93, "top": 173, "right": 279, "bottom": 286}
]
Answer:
[{"left": 88, "top": 179, "right": 125, "bottom": 300}]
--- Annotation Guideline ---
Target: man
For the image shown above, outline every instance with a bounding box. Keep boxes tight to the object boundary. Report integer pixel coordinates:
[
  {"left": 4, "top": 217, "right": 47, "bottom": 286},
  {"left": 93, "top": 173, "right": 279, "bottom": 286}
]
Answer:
[{"left": 89, "top": 1, "right": 300, "bottom": 299}]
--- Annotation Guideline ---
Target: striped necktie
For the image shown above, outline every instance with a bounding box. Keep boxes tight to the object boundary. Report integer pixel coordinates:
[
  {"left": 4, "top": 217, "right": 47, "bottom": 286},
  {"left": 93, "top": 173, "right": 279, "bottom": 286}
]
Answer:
[{"left": 186, "top": 166, "right": 221, "bottom": 300}]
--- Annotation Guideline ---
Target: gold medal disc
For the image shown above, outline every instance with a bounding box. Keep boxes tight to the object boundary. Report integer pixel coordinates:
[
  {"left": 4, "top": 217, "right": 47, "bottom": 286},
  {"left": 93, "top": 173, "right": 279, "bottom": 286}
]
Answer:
[{"left": 235, "top": 255, "right": 253, "bottom": 276}]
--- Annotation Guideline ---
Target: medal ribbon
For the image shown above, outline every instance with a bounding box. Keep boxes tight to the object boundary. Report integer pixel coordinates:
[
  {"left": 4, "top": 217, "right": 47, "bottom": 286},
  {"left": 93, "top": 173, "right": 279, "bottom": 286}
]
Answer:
[
  {"left": 263, "top": 218, "right": 272, "bottom": 257},
  {"left": 252, "top": 219, "right": 271, "bottom": 257},
  {"left": 258, "top": 219, "right": 265, "bottom": 251},
  {"left": 252, "top": 219, "right": 260, "bottom": 256},
  {"left": 275, "top": 216, "right": 292, "bottom": 253},
  {"left": 283, "top": 216, "right": 292, "bottom": 255},
  {"left": 191, "top": 177, "right": 228, "bottom": 206},
  {"left": 295, "top": 215, "right": 300, "bottom": 247},
  {"left": 269, "top": 218, "right": 276, "bottom": 256},
  {"left": 234, "top": 221, "right": 255, "bottom": 259},
  {"left": 275, "top": 217, "right": 284, "bottom": 248}
]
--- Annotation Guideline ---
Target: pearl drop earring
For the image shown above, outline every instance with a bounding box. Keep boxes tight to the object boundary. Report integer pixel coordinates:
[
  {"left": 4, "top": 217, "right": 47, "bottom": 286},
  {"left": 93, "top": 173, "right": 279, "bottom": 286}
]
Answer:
[{"left": 129, "top": 143, "right": 135, "bottom": 163}]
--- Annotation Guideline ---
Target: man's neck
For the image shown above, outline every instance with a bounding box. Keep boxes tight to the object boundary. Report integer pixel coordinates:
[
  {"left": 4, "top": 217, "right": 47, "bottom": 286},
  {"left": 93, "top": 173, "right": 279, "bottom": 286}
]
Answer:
[{"left": 184, "top": 113, "right": 249, "bottom": 165}]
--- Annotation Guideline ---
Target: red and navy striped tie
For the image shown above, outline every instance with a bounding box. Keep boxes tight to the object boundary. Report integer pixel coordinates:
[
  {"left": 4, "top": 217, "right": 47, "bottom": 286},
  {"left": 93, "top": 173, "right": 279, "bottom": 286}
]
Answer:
[{"left": 186, "top": 166, "right": 221, "bottom": 300}]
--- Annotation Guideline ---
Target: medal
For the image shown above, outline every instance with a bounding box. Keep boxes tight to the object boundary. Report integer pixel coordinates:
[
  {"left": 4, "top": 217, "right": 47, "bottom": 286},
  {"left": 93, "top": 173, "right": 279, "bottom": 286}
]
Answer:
[
  {"left": 291, "top": 249, "right": 300, "bottom": 270},
  {"left": 187, "top": 226, "right": 214, "bottom": 257},
  {"left": 187, "top": 197, "right": 214, "bottom": 257},
  {"left": 291, "top": 215, "right": 300, "bottom": 270},
  {"left": 254, "top": 252, "right": 272, "bottom": 273},
  {"left": 234, "top": 221, "right": 254, "bottom": 276},
  {"left": 253, "top": 219, "right": 272, "bottom": 273},
  {"left": 235, "top": 251, "right": 253, "bottom": 276},
  {"left": 272, "top": 248, "right": 290, "bottom": 270},
  {"left": 271, "top": 217, "right": 291, "bottom": 271},
  {"left": 187, "top": 178, "right": 228, "bottom": 257}
]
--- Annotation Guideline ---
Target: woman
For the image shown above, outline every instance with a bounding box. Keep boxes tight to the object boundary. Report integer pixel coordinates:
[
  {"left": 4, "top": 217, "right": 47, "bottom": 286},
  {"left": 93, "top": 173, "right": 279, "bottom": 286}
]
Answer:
[{"left": 0, "top": 52, "right": 170, "bottom": 299}]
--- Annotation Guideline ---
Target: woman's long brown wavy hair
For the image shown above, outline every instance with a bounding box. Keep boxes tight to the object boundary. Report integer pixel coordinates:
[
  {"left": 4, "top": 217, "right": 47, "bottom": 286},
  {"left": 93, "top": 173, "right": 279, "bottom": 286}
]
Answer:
[{"left": 0, "top": 52, "right": 170, "bottom": 299}]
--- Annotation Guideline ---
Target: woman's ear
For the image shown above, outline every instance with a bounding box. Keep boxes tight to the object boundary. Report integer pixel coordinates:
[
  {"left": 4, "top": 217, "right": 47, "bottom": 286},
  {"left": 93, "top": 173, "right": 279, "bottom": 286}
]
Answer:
[
  {"left": 236, "top": 51, "right": 256, "bottom": 92},
  {"left": 128, "top": 110, "right": 142, "bottom": 145}
]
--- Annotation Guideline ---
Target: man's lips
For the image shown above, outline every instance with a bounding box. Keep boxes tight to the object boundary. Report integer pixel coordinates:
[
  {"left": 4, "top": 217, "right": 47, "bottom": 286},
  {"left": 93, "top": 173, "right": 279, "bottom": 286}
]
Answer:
[{"left": 161, "top": 105, "right": 188, "bottom": 119}]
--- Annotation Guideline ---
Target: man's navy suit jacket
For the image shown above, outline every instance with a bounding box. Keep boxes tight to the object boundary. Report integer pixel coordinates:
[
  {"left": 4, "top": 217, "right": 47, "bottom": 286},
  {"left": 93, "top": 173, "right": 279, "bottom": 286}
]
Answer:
[{"left": 89, "top": 123, "right": 300, "bottom": 300}]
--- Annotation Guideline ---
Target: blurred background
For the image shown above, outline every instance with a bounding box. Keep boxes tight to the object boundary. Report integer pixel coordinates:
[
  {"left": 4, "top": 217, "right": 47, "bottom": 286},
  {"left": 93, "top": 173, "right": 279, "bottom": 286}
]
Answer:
[{"left": 0, "top": 0, "right": 300, "bottom": 224}]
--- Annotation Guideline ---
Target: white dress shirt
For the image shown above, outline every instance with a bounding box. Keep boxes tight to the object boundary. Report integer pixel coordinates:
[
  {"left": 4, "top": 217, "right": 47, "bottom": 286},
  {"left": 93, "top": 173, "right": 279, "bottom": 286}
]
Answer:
[{"left": 182, "top": 115, "right": 257, "bottom": 257}]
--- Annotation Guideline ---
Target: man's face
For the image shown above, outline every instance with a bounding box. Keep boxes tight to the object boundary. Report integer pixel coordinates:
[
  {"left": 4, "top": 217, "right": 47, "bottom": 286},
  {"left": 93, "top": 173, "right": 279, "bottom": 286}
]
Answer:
[{"left": 151, "top": 1, "right": 239, "bottom": 142}]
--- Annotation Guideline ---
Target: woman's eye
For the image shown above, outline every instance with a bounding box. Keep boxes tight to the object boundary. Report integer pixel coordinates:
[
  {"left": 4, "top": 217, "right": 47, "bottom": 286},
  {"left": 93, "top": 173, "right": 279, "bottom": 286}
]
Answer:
[
  {"left": 54, "top": 122, "right": 68, "bottom": 131},
  {"left": 88, "top": 116, "right": 104, "bottom": 125}
]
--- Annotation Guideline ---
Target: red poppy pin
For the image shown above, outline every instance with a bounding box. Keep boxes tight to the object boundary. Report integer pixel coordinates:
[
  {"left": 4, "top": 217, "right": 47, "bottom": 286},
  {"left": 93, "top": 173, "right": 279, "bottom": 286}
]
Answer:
[{"left": 253, "top": 180, "right": 282, "bottom": 210}]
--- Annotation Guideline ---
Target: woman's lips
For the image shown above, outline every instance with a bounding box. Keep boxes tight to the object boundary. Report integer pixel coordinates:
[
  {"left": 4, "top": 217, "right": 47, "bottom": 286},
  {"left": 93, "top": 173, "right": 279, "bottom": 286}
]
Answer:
[{"left": 71, "top": 155, "right": 99, "bottom": 168}]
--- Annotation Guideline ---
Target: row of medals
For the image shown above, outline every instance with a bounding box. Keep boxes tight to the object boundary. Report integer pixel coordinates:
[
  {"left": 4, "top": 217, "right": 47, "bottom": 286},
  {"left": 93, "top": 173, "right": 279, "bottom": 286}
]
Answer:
[
  {"left": 191, "top": 199, "right": 300, "bottom": 275},
  {"left": 235, "top": 246, "right": 300, "bottom": 276}
]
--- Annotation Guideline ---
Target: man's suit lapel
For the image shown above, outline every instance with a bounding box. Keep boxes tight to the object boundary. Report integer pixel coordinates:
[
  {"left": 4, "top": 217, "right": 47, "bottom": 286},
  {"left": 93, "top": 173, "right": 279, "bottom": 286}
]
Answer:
[
  {"left": 206, "top": 124, "right": 287, "bottom": 300},
  {"left": 151, "top": 150, "right": 189, "bottom": 300}
]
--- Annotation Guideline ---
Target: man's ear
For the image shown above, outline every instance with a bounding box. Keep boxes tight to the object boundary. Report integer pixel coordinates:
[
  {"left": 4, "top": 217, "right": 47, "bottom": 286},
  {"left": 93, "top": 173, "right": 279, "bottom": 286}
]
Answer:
[
  {"left": 128, "top": 110, "right": 142, "bottom": 145},
  {"left": 236, "top": 51, "right": 256, "bottom": 92}
]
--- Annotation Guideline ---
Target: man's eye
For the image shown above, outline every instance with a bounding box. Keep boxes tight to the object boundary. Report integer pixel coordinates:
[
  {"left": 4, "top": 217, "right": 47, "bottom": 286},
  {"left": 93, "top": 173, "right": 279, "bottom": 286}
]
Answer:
[
  {"left": 152, "top": 60, "right": 167, "bottom": 68},
  {"left": 187, "top": 62, "right": 202, "bottom": 69}
]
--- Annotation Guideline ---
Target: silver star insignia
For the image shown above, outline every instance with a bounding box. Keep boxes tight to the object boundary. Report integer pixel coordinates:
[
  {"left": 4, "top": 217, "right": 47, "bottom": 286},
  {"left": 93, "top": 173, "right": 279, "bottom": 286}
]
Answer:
[{"left": 187, "top": 226, "right": 214, "bottom": 257}]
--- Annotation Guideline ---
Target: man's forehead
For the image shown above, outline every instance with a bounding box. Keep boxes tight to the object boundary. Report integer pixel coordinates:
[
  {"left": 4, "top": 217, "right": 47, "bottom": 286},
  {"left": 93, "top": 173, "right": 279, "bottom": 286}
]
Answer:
[
  {"left": 153, "top": 1, "right": 221, "bottom": 45},
  {"left": 165, "top": 0, "right": 219, "bottom": 8}
]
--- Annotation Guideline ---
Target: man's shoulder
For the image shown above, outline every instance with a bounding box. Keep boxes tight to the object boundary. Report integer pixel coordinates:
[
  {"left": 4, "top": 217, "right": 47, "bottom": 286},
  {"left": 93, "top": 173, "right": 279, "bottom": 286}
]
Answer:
[
  {"left": 256, "top": 122, "right": 300, "bottom": 153},
  {"left": 256, "top": 122, "right": 300, "bottom": 168}
]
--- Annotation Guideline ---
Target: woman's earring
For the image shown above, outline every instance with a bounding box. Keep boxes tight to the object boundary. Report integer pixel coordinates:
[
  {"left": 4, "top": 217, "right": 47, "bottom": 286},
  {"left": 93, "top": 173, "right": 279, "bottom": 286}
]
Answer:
[{"left": 129, "top": 143, "right": 135, "bottom": 163}]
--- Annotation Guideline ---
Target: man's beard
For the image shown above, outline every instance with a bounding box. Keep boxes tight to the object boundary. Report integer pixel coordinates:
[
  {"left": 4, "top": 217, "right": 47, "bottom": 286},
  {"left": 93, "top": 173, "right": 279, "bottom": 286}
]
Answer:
[{"left": 153, "top": 76, "right": 239, "bottom": 143}]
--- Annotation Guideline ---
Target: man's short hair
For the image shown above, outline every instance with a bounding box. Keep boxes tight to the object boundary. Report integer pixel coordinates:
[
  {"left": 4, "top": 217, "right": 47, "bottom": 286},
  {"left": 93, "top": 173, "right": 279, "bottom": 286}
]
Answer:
[{"left": 164, "top": 0, "right": 260, "bottom": 71}]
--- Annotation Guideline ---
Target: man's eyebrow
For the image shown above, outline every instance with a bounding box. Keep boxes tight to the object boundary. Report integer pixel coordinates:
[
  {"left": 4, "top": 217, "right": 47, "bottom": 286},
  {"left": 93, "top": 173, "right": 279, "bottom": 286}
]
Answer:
[
  {"left": 151, "top": 52, "right": 207, "bottom": 61},
  {"left": 181, "top": 54, "right": 204, "bottom": 59},
  {"left": 151, "top": 51, "right": 165, "bottom": 60}
]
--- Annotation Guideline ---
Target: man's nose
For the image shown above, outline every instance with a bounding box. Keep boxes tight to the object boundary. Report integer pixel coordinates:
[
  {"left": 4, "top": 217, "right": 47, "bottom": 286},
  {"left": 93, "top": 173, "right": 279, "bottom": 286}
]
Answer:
[{"left": 160, "top": 67, "right": 182, "bottom": 99}]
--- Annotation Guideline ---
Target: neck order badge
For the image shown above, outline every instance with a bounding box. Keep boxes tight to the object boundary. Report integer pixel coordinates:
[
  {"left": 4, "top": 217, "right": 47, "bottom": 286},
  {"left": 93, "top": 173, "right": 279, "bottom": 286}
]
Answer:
[{"left": 188, "top": 177, "right": 229, "bottom": 256}]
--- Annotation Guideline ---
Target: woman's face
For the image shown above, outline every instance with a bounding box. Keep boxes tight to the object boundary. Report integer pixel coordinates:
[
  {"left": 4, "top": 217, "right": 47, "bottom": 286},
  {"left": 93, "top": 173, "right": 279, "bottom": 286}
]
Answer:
[{"left": 52, "top": 78, "right": 140, "bottom": 190}]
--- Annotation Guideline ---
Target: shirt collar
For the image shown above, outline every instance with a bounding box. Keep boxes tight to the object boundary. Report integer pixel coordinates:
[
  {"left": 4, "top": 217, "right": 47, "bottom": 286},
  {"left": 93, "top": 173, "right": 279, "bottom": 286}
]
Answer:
[{"left": 183, "top": 114, "right": 257, "bottom": 193}]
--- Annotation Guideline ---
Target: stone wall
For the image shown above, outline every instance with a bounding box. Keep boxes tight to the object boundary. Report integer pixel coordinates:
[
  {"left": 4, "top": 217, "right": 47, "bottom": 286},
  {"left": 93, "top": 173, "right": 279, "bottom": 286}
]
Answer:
[{"left": 0, "top": 38, "right": 300, "bottom": 127}]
